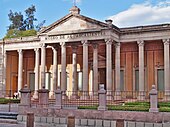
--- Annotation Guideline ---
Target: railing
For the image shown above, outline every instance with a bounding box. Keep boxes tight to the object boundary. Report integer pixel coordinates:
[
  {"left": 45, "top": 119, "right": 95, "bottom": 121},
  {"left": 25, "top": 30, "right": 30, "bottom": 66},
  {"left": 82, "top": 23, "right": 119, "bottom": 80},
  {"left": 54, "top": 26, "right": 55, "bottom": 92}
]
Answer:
[{"left": 26, "top": 90, "right": 170, "bottom": 108}]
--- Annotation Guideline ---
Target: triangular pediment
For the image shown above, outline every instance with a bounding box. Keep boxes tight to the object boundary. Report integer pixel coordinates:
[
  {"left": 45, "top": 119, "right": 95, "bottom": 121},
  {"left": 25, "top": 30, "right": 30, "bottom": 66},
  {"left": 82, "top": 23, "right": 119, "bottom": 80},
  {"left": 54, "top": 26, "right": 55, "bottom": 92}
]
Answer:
[{"left": 40, "top": 13, "right": 108, "bottom": 34}]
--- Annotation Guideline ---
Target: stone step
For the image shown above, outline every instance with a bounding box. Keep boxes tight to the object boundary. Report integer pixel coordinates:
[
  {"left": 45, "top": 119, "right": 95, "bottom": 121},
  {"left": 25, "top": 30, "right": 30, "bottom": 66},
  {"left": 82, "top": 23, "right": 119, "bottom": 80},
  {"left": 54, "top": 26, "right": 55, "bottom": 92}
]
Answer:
[
  {"left": 0, "top": 119, "right": 17, "bottom": 124},
  {"left": 0, "top": 112, "right": 18, "bottom": 120}
]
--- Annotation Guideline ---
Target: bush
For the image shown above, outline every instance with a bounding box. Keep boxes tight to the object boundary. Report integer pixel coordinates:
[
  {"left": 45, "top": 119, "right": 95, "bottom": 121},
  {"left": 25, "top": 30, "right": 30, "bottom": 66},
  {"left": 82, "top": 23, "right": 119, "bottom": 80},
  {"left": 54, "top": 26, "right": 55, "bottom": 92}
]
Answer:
[
  {"left": 78, "top": 105, "right": 98, "bottom": 110},
  {"left": 0, "top": 98, "right": 20, "bottom": 104}
]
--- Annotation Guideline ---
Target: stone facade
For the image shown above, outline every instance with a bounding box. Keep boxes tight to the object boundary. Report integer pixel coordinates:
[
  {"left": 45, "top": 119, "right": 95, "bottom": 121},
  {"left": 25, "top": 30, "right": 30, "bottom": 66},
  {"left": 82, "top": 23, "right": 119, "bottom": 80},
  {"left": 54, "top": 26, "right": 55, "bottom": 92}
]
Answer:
[{"left": 0, "top": 6, "right": 170, "bottom": 99}]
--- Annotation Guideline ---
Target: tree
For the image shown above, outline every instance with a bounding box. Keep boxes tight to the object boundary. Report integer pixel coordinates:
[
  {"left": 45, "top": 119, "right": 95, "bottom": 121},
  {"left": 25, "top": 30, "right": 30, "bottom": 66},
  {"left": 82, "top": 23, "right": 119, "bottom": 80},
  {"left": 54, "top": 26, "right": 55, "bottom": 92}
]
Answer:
[
  {"left": 5, "top": 5, "right": 45, "bottom": 39},
  {"left": 24, "top": 5, "right": 37, "bottom": 30},
  {"left": 8, "top": 10, "right": 25, "bottom": 30}
]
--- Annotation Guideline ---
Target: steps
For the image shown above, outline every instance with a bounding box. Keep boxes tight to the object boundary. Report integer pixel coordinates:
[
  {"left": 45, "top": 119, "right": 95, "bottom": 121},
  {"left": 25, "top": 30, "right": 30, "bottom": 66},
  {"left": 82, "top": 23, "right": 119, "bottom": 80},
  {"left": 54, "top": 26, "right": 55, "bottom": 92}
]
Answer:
[{"left": 0, "top": 112, "right": 18, "bottom": 124}]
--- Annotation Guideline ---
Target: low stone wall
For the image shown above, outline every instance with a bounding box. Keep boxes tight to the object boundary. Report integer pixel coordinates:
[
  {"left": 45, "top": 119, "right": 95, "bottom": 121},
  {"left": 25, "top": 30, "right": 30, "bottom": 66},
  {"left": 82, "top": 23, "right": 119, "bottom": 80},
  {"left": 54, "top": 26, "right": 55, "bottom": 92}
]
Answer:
[
  {"left": 17, "top": 115, "right": 170, "bottom": 127},
  {"left": 18, "top": 107, "right": 170, "bottom": 123}
]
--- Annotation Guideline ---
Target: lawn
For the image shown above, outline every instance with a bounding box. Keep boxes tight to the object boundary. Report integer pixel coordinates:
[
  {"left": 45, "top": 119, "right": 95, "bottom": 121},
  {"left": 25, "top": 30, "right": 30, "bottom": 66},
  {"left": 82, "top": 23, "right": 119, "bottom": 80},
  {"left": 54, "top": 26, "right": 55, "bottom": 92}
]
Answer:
[
  {"left": 0, "top": 98, "right": 20, "bottom": 104},
  {"left": 78, "top": 102, "right": 170, "bottom": 112}
]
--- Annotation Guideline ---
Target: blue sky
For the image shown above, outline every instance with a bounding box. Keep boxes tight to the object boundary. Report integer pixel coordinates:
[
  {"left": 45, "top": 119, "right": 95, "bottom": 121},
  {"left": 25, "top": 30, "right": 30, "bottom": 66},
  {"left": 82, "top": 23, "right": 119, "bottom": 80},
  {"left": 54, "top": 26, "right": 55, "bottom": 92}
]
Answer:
[{"left": 1, "top": 0, "right": 170, "bottom": 39}]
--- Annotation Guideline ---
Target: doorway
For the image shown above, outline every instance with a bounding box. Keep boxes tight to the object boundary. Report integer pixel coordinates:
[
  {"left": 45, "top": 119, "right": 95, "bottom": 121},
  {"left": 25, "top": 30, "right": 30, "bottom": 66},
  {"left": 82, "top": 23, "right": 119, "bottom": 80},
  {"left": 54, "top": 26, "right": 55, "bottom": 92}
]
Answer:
[{"left": 98, "top": 68, "right": 106, "bottom": 90}]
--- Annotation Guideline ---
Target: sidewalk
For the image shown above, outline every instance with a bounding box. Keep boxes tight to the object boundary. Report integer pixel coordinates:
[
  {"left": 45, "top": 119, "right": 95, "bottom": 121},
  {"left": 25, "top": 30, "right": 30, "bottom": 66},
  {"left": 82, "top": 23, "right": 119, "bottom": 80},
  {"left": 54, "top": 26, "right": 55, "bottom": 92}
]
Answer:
[
  {"left": 0, "top": 104, "right": 18, "bottom": 112},
  {"left": 0, "top": 123, "right": 56, "bottom": 127}
]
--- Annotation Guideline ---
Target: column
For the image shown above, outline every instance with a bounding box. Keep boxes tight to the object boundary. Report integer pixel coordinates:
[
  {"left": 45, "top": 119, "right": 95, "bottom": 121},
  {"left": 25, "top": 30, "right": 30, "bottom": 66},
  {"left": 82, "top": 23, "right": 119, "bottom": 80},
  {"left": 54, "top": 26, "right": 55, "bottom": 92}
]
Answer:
[
  {"left": 3, "top": 50, "right": 7, "bottom": 97},
  {"left": 163, "top": 39, "right": 170, "bottom": 100},
  {"left": 60, "top": 42, "right": 67, "bottom": 97},
  {"left": 40, "top": 44, "right": 46, "bottom": 89},
  {"left": 137, "top": 40, "right": 145, "bottom": 100},
  {"left": 33, "top": 48, "right": 39, "bottom": 99},
  {"left": 92, "top": 43, "right": 98, "bottom": 98},
  {"left": 17, "top": 49, "right": 23, "bottom": 94},
  {"left": 50, "top": 46, "right": 58, "bottom": 98},
  {"left": 71, "top": 46, "right": 78, "bottom": 99},
  {"left": 105, "top": 39, "right": 113, "bottom": 100},
  {"left": 114, "top": 42, "right": 121, "bottom": 100},
  {"left": 82, "top": 40, "right": 89, "bottom": 99}
]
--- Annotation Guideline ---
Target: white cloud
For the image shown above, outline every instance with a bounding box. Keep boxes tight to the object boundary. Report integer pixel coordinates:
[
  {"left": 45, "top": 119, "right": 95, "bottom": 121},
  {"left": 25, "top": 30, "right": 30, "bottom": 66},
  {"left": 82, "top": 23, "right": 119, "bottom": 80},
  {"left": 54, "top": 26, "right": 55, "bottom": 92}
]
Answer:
[{"left": 109, "top": 1, "right": 170, "bottom": 27}]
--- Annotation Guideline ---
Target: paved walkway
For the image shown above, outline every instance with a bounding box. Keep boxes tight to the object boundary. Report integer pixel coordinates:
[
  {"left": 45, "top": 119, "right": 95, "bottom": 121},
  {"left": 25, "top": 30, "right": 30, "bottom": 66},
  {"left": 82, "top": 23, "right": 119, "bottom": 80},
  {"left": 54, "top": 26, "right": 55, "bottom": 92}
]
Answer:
[
  {"left": 0, "top": 123, "right": 56, "bottom": 127},
  {"left": 0, "top": 104, "right": 18, "bottom": 112}
]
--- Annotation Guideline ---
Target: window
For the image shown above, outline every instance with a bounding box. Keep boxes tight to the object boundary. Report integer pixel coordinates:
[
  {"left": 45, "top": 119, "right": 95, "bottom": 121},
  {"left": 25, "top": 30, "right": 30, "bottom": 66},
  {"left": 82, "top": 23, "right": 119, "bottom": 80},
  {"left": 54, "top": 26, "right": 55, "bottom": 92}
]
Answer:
[
  {"left": 29, "top": 73, "right": 35, "bottom": 91},
  {"left": 120, "top": 70, "right": 124, "bottom": 91},
  {"left": 157, "top": 69, "right": 164, "bottom": 91},
  {"left": 135, "top": 70, "right": 139, "bottom": 91}
]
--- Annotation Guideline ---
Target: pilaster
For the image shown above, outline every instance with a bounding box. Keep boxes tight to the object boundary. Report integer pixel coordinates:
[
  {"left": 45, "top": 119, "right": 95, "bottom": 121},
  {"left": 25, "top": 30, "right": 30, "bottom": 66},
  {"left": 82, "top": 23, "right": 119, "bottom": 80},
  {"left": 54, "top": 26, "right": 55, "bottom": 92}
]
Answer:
[
  {"left": 163, "top": 39, "right": 170, "bottom": 100},
  {"left": 105, "top": 39, "right": 113, "bottom": 100},
  {"left": 137, "top": 40, "right": 145, "bottom": 100},
  {"left": 114, "top": 42, "right": 121, "bottom": 100}
]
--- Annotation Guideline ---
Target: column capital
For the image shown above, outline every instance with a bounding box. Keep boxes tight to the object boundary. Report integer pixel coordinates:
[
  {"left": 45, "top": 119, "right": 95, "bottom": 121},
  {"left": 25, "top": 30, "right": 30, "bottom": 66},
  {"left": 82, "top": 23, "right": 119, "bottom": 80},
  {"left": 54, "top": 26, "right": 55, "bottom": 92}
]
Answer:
[
  {"left": 72, "top": 46, "right": 78, "bottom": 53},
  {"left": 163, "top": 39, "right": 170, "bottom": 45},
  {"left": 115, "top": 42, "right": 120, "bottom": 48},
  {"left": 105, "top": 38, "right": 113, "bottom": 45},
  {"left": 60, "top": 42, "right": 66, "bottom": 47},
  {"left": 92, "top": 43, "right": 98, "bottom": 49},
  {"left": 40, "top": 43, "right": 46, "bottom": 48},
  {"left": 81, "top": 40, "right": 88, "bottom": 46},
  {"left": 34, "top": 48, "right": 39, "bottom": 52},
  {"left": 137, "top": 40, "right": 144, "bottom": 46},
  {"left": 52, "top": 45, "right": 59, "bottom": 51},
  {"left": 17, "top": 49, "right": 22, "bottom": 54}
]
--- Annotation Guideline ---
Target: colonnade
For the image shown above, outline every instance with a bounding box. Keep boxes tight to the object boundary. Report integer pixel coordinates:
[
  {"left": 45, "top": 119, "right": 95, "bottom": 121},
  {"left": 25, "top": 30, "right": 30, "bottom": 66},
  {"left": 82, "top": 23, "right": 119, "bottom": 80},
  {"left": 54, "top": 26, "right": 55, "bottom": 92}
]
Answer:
[{"left": 15, "top": 39, "right": 170, "bottom": 100}]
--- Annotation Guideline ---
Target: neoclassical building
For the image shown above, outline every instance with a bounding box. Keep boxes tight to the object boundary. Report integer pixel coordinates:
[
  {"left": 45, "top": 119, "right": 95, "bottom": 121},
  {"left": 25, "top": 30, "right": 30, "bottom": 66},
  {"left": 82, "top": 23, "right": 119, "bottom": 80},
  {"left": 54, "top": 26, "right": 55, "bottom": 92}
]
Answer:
[{"left": 0, "top": 6, "right": 170, "bottom": 100}]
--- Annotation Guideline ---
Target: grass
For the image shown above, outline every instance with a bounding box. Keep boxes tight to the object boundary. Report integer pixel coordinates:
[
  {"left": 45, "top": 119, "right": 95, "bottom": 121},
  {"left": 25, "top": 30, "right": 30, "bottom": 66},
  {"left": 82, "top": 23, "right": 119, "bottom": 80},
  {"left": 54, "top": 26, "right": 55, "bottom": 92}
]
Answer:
[
  {"left": 78, "top": 102, "right": 170, "bottom": 112},
  {"left": 0, "top": 98, "right": 20, "bottom": 104}
]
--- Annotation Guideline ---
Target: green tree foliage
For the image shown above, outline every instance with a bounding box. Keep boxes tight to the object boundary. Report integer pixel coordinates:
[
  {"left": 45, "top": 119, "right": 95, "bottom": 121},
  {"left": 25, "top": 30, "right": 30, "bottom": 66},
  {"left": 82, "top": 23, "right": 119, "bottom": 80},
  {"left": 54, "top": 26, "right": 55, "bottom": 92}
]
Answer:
[
  {"left": 5, "top": 5, "right": 45, "bottom": 39},
  {"left": 8, "top": 10, "right": 24, "bottom": 30},
  {"left": 4, "top": 29, "right": 37, "bottom": 39},
  {"left": 24, "top": 5, "right": 37, "bottom": 30}
]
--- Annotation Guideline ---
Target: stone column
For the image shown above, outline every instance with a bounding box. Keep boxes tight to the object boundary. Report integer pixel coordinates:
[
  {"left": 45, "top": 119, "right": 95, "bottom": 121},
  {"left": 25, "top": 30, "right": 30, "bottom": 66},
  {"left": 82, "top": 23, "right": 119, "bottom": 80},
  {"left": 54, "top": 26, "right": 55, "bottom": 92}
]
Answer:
[
  {"left": 82, "top": 40, "right": 89, "bottom": 99},
  {"left": 60, "top": 42, "right": 67, "bottom": 98},
  {"left": 18, "top": 49, "right": 23, "bottom": 94},
  {"left": 92, "top": 43, "right": 98, "bottom": 98},
  {"left": 3, "top": 50, "right": 7, "bottom": 97},
  {"left": 163, "top": 39, "right": 170, "bottom": 100},
  {"left": 71, "top": 46, "right": 78, "bottom": 99},
  {"left": 40, "top": 44, "right": 46, "bottom": 89},
  {"left": 50, "top": 46, "right": 58, "bottom": 99},
  {"left": 33, "top": 48, "right": 39, "bottom": 99},
  {"left": 137, "top": 40, "right": 145, "bottom": 100},
  {"left": 105, "top": 39, "right": 113, "bottom": 100},
  {"left": 115, "top": 42, "right": 121, "bottom": 100}
]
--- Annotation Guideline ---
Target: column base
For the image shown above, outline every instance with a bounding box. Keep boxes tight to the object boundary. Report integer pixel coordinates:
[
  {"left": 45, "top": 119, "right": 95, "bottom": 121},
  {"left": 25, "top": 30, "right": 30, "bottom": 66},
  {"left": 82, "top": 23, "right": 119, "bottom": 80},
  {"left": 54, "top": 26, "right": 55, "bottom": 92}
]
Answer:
[
  {"left": 114, "top": 91, "right": 122, "bottom": 100},
  {"left": 62, "top": 91, "right": 68, "bottom": 100},
  {"left": 71, "top": 91, "right": 79, "bottom": 99},
  {"left": 164, "top": 91, "right": 170, "bottom": 101},
  {"left": 106, "top": 91, "right": 113, "bottom": 100},
  {"left": 93, "top": 91, "right": 98, "bottom": 99},
  {"left": 149, "top": 108, "right": 159, "bottom": 112},
  {"left": 80, "top": 92, "right": 89, "bottom": 100},
  {"left": 49, "top": 91, "right": 55, "bottom": 99},
  {"left": 137, "top": 91, "right": 146, "bottom": 101},
  {"left": 33, "top": 91, "right": 38, "bottom": 99}
]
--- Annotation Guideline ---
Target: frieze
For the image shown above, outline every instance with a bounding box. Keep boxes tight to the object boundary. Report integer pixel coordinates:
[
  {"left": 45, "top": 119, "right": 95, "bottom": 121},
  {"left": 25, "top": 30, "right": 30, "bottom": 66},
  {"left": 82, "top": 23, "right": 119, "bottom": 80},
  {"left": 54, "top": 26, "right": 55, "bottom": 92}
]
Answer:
[{"left": 47, "top": 31, "right": 106, "bottom": 40}]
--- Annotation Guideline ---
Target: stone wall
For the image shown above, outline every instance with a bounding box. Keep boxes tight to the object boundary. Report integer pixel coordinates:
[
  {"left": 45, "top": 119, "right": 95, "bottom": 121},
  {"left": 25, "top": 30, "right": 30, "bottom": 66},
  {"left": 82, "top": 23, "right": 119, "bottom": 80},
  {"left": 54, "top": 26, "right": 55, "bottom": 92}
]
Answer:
[{"left": 17, "top": 115, "right": 170, "bottom": 127}]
